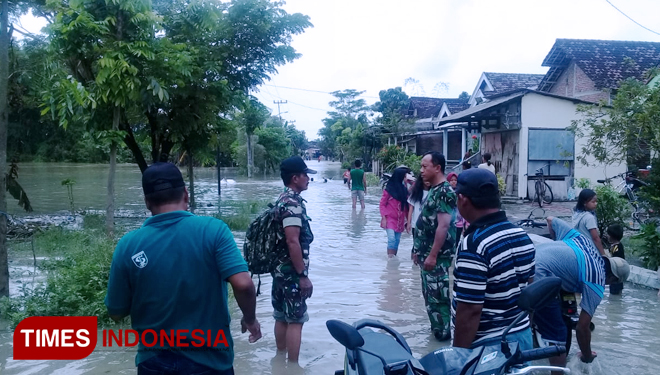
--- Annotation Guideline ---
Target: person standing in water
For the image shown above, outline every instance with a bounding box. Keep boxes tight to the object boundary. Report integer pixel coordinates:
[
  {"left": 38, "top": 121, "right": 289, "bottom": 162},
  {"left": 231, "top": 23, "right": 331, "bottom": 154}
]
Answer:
[
  {"left": 572, "top": 189, "right": 606, "bottom": 256},
  {"left": 380, "top": 167, "right": 410, "bottom": 258},
  {"left": 348, "top": 160, "right": 367, "bottom": 210},
  {"left": 412, "top": 151, "right": 457, "bottom": 341}
]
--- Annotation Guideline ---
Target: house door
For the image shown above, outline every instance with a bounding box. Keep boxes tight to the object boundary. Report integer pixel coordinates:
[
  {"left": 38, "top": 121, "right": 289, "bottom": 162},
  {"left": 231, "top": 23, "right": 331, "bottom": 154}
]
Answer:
[{"left": 481, "top": 131, "right": 519, "bottom": 196}]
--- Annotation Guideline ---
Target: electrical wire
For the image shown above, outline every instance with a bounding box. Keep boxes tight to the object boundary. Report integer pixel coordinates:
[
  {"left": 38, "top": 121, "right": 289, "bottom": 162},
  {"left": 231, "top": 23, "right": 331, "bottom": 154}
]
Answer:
[
  {"left": 263, "top": 84, "right": 379, "bottom": 99},
  {"left": 605, "top": 0, "right": 660, "bottom": 36}
]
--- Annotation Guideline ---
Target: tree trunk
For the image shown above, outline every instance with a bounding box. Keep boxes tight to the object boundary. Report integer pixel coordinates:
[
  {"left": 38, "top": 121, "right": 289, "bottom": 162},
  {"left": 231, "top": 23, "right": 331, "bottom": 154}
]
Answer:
[
  {"left": 0, "top": 0, "right": 9, "bottom": 297},
  {"left": 246, "top": 131, "right": 253, "bottom": 178},
  {"left": 122, "top": 123, "right": 148, "bottom": 172},
  {"left": 106, "top": 106, "right": 119, "bottom": 236},
  {"left": 187, "top": 149, "right": 195, "bottom": 213}
]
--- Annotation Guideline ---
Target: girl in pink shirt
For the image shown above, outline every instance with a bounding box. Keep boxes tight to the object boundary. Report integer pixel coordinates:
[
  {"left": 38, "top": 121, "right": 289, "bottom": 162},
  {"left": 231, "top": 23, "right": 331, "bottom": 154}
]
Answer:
[{"left": 380, "top": 167, "right": 410, "bottom": 258}]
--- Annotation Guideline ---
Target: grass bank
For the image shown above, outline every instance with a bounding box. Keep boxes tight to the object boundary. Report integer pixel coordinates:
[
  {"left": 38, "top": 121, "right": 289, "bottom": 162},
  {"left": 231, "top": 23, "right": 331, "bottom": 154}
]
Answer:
[{"left": 0, "top": 228, "right": 117, "bottom": 328}]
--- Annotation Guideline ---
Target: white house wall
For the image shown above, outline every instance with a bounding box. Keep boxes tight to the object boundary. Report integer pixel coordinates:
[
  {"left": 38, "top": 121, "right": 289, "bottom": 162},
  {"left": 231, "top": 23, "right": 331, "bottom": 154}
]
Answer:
[{"left": 519, "top": 93, "right": 625, "bottom": 199}]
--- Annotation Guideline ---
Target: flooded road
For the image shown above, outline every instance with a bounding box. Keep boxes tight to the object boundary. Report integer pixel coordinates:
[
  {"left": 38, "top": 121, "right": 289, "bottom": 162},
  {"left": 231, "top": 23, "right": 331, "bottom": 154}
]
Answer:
[{"left": 1, "top": 161, "right": 660, "bottom": 374}]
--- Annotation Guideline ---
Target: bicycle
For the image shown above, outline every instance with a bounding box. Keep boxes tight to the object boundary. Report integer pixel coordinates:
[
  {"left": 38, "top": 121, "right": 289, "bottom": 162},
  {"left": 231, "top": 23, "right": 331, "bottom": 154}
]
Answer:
[
  {"left": 597, "top": 172, "right": 654, "bottom": 231},
  {"left": 532, "top": 164, "right": 553, "bottom": 208},
  {"left": 515, "top": 208, "right": 548, "bottom": 229}
]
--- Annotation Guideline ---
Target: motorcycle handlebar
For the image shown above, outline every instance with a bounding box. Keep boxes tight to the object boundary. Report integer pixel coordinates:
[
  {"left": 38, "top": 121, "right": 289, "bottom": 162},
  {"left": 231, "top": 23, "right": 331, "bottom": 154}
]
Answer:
[{"left": 518, "top": 346, "right": 566, "bottom": 362}]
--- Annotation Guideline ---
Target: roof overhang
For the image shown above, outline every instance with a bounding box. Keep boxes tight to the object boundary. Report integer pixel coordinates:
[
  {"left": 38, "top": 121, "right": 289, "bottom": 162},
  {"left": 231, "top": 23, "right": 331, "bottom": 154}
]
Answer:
[{"left": 436, "top": 89, "right": 597, "bottom": 127}]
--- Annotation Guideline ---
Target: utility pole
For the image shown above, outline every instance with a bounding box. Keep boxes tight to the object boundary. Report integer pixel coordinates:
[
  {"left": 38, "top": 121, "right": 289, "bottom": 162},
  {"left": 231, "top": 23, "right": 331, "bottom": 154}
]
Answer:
[{"left": 273, "top": 100, "right": 287, "bottom": 122}]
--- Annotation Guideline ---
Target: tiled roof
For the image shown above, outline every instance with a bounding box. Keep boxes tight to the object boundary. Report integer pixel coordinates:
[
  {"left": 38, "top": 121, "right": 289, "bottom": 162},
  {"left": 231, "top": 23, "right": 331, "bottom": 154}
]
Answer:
[
  {"left": 538, "top": 39, "right": 660, "bottom": 92},
  {"left": 483, "top": 72, "right": 546, "bottom": 94},
  {"left": 408, "top": 97, "right": 444, "bottom": 118},
  {"left": 408, "top": 97, "right": 469, "bottom": 118},
  {"left": 443, "top": 99, "right": 470, "bottom": 114}
]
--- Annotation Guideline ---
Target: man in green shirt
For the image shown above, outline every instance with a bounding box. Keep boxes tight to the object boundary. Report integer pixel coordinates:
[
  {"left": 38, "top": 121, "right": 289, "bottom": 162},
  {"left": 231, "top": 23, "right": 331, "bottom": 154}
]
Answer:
[
  {"left": 348, "top": 159, "right": 367, "bottom": 209},
  {"left": 105, "top": 162, "right": 261, "bottom": 374}
]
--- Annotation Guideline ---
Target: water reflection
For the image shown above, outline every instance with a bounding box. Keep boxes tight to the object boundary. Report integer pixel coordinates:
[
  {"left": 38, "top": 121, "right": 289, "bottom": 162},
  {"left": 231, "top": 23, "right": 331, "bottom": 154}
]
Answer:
[{"left": 1, "top": 162, "right": 660, "bottom": 375}]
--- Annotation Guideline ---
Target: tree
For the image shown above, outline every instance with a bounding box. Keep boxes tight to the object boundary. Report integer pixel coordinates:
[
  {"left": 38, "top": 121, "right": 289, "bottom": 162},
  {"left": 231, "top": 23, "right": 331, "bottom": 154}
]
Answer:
[
  {"left": 372, "top": 87, "right": 411, "bottom": 145},
  {"left": 0, "top": 0, "right": 10, "bottom": 297},
  {"left": 44, "top": 0, "right": 160, "bottom": 235},
  {"left": 239, "top": 96, "right": 270, "bottom": 178},
  {"left": 459, "top": 91, "right": 470, "bottom": 100},
  {"left": 570, "top": 77, "right": 660, "bottom": 168}
]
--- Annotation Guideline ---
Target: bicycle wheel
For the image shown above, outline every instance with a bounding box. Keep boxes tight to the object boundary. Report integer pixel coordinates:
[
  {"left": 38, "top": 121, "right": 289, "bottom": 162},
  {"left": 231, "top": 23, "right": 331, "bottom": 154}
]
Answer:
[
  {"left": 535, "top": 180, "right": 544, "bottom": 208},
  {"left": 543, "top": 182, "right": 553, "bottom": 204}
]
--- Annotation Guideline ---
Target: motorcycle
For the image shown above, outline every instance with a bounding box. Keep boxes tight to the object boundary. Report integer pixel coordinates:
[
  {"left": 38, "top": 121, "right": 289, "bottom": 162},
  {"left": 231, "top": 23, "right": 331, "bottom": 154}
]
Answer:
[{"left": 327, "top": 277, "right": 570, "bottom": 375}]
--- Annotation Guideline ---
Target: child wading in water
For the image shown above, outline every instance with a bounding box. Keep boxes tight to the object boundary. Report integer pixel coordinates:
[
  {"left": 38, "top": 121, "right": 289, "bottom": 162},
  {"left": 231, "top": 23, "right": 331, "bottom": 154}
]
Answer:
[
  {"left": 607, "top": 224, "right": 625, "bottom": 294},
  {"left": 572, "top": 189, "right": 606, "bottom": 256}
]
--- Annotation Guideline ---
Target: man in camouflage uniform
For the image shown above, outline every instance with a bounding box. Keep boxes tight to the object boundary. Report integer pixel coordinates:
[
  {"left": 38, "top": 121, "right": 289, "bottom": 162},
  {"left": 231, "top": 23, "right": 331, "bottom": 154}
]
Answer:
[
  {"left": 412, "top": 151, "right": 457, "bottom": 341},
  {"left": 271, "top": 156, "right": 315, "bottom": 363}
]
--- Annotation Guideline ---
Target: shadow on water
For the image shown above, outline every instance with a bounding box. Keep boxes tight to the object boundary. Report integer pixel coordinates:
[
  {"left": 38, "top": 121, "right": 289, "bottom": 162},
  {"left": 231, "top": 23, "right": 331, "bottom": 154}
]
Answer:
[{"left": 1, "top": 162, "right": 660, "bottom": 374}]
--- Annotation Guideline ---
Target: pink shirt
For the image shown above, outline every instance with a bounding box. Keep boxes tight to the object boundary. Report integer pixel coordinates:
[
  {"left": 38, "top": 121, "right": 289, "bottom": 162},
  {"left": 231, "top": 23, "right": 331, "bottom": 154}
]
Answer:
[{"left": 379, "top": 190, "right": 409, "bottom": 233}]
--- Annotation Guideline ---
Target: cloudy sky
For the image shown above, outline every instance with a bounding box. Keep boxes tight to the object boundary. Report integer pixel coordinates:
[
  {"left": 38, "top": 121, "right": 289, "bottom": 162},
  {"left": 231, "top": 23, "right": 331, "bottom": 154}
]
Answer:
[
  {"left": 251, "top": 0, "right": 660, "bottom": 139},
  {"left": 20, "top": 0, "right": 660, "bottom": 140}
]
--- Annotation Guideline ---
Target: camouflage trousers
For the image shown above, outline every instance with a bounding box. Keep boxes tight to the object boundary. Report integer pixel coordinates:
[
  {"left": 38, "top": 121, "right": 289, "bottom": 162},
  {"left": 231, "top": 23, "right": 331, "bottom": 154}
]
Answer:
[
  {"left": 420, "top": 256, "right": 452, "bottom": 333},
  {"left": 271, "top": 272, "right": 309, "bottom": 324}
]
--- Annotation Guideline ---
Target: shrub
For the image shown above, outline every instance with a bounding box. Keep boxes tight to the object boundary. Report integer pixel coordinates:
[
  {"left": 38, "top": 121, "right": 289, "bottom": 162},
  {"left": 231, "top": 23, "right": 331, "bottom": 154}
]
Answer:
[
  {"left": 576, "top": 178, "right": 591, "bottom": 189},
  {"left": 215, "top": 200, "right": 268, "bottom": 231},
  {"left": 497, "top": 175, "right": 506, "bottom": 196},
  {"left": 365, "top": 173, "right": 380, "bottom": 187},
  {"left": 633, "top": 223, "right": 660, "bottom": 270},
  {"left": 377, "top": 145, "right": 421, "bottom": 174},
  {"left": 594, "top": 185, "right": 632, "bottom": 235}
]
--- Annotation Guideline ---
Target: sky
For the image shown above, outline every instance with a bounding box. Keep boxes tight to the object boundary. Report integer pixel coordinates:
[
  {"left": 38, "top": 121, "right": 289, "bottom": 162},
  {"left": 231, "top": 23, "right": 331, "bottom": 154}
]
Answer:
[{"left": 19, "top": 0, "right": 660, "bottom": 140}]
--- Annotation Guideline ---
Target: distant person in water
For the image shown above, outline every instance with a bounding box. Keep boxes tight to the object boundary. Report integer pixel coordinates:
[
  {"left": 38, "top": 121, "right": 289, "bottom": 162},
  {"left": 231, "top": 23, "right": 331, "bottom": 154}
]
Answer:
[
  {"left": 343, "top": 168, "right": 351, "bottom": 188},
  {"left": 348, "top": 160, "right": 367, "bottom": 209},
  {"left": 380, "top": 167, "right": 410, "bottom": 258}
]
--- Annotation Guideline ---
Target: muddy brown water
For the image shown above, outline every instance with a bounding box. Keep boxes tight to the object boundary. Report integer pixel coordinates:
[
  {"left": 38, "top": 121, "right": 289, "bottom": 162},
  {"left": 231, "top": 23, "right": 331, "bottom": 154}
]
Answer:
[{"left": 1, "top": 162, "right": 659, "bottom": 374}]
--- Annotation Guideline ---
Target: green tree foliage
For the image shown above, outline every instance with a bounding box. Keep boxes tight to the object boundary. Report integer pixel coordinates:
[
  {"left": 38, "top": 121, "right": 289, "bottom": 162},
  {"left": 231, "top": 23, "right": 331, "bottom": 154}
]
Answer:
[
  {"left": 594, "top": 185, "right": 632, "bottom": 236},
  {"left": 458, "top": 91, "right": 470, "bottom": 100},
  {"left": 377, "top": 145, "right": 421, "bottom": 174},
  {"left": 570, "top": 77, "right": 660, "bottom": 169},
  {"left": 317, "top": 89, "right": 378, "bottom": 166},
  {"left": 372, "top": 87, "right": 411, "bottom": 145}
]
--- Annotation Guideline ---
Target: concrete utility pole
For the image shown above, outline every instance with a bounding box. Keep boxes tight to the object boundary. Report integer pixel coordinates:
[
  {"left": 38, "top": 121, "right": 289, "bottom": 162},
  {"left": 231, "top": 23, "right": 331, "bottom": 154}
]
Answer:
[{"left": 273, "top": 100, "right": 287, "bottom": 122}]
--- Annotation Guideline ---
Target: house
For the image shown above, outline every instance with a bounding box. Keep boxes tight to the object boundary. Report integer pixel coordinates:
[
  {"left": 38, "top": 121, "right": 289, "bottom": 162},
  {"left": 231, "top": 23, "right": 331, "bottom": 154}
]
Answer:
[
  {"left": 537, "top": 39, "right": 660, "bottom": 103},
  {"left": 435, "top": 89, "right": 627, "bottom": 200},
  {"left": 398, "top": 97, "right": 469, "bottom": 165},
  {"left": 468, "top": 72, "right": 546, "bottom": 107}
]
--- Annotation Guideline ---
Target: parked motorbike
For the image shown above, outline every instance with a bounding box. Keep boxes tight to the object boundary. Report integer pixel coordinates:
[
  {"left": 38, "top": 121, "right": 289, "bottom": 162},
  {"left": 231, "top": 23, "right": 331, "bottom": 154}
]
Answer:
[{"left": 327, "top": 277, "right": 570, "bottom": 375}]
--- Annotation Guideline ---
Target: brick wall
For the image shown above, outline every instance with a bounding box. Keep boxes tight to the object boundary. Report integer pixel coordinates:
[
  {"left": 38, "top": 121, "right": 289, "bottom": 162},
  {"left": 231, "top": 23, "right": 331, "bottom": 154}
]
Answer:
[{"left": 549, "top": 60, "right": 610, "bottom": 103}]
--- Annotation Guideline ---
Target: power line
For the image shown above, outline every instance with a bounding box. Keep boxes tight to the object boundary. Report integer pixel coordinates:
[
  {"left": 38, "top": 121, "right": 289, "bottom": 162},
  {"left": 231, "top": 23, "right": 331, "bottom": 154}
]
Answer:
[
  {"left": 605, "top": 0, "right": 660, "bottom": 36},
  {"left": 263, "top": 84, "right": 380, "bottom": 99},
  {"left": 286, "top": 100, "right": 329, "bottom": 112}
]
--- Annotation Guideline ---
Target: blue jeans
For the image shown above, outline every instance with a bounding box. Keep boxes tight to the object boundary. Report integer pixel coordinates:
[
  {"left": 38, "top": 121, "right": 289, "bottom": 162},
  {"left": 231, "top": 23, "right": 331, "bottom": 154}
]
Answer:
[
  {"left": 138, "top": 351, "right": 234, "bottom": 375},
  {"left": 385, "top": 229, "right": 402, "bottom": 252},
  {"left": 472, "top": 327, "right": 534, "bottom": 351}
]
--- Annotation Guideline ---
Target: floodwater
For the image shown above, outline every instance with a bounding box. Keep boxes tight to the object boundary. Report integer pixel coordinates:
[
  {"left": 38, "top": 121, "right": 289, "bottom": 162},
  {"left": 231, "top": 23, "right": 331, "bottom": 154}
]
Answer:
[{"left": 1, "top": 162, "right": 660, "bottom": 374}]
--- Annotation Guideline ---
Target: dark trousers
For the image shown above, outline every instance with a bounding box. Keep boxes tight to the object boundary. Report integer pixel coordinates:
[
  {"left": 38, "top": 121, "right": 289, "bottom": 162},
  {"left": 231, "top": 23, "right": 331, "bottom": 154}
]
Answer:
[{"left": 138, "top": 351, "right": 234, "bottom": 375}]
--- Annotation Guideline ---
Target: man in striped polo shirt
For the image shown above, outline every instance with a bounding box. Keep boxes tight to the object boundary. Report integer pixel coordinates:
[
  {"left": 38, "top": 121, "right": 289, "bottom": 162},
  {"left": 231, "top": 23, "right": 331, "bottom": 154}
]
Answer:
[{"left": 451, "top": 168, "right": 536, "bottom": 349}]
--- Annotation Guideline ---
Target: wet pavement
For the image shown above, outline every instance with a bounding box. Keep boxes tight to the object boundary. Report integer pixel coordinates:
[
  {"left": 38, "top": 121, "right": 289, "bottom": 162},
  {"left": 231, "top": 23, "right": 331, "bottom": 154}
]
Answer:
[{"left": 1, "top": 161, "right": 659, "bottom": 375}]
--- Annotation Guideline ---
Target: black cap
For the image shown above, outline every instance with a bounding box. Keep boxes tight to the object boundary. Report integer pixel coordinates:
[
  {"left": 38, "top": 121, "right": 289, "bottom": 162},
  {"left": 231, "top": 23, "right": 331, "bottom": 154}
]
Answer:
[
  {"left": 142, "top": 162, "right": 186, "bottom": 195},
  {"left": 280, "top": 156, "right": 317, "bottom": 175},
  {"left": 454, "top": 168, "right": 498, "bottom": 198}
]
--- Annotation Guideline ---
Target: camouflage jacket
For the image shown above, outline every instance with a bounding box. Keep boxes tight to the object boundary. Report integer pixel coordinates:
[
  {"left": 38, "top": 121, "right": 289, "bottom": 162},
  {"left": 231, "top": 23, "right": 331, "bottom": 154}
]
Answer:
[
  {"left": 413, "top": 181, "right": 457, "bottom": 260},
  {"left": 274, "top": 187, "right": 313, "bottom": 275}
]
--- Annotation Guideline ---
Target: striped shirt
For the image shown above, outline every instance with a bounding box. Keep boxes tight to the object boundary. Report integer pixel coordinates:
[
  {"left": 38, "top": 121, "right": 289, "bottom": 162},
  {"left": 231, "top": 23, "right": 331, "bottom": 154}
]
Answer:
[{"left": 451, "top": 211, "right": 535, "bottom": 346}]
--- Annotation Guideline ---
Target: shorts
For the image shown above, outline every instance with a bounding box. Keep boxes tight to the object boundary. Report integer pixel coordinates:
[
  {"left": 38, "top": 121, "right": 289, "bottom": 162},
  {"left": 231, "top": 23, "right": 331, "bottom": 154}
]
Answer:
[
  {"left": 531, "top": 294, "right": 567, "bottom": 346},
  {"left": 344, "top": 178, "right": 348, "bottom": 184},
  {"left": 351, "top": 190, "right": 365, "bottom": 202},
  {"left": 271, "top": 273, "right": 309, "bottom": 324},
  {"left": 385, "top": 228, "right": 402, "bottom": 251}
]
